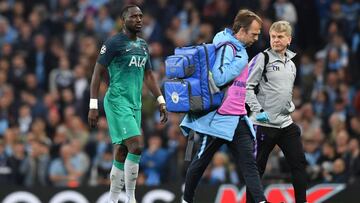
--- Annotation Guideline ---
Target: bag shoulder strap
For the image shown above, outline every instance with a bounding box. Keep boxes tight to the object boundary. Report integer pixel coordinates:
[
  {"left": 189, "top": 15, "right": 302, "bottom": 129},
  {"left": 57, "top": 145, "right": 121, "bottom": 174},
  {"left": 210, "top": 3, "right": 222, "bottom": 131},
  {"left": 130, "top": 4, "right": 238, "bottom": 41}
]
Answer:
[
  {"left": 216, "top": 42, "right": 236, "bottom": 57},
  {"left": 262, "top": 51, "right": 269, "bottom": 82},
  {"left": 253, "top": 51, "right": 269, "bottom": 94}
]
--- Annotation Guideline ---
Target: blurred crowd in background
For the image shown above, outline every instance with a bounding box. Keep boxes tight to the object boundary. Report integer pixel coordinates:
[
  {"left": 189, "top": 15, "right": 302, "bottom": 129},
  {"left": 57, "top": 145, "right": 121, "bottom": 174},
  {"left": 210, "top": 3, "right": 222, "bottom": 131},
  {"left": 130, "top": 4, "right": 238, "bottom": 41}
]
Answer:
[{"left": 0, "top": 0, "right": 360, "bottom": 189}]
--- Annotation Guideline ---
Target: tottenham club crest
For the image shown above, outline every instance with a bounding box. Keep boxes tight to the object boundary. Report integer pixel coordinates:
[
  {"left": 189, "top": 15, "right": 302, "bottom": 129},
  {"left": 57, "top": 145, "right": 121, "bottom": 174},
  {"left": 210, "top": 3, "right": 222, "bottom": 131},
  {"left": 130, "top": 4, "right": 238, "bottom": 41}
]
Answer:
[
  {"left": 171, "top": 92, "right": 179, "bottom": 103},
  {"left": 100, "top": 45, "right": 106, "bottom": 54}
]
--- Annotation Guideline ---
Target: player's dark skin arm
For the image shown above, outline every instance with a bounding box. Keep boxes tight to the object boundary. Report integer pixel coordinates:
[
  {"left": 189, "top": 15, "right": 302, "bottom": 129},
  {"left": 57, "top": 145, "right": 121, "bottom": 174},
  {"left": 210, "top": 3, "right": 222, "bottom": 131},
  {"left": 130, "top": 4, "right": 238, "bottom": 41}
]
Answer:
[
  {"left": 144, "top": 69, "right": 168, "bottom": 123},
  {"left": 88, "top": 62, "right": 106, "bottom": 128}
]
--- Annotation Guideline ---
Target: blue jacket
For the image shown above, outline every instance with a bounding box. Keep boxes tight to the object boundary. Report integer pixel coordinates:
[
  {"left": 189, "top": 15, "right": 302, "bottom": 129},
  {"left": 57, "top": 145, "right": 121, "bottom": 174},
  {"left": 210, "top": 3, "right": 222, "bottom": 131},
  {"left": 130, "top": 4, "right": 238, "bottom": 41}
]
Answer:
[{"left": 179, "top": 28, "right": 255, "bottom": 141}]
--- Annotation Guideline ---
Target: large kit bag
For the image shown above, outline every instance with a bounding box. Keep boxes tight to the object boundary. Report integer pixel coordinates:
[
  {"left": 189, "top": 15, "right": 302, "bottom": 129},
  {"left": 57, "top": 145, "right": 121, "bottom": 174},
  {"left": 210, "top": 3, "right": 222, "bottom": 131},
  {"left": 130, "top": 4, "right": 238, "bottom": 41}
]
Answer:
[{"left": 163, "top": 43, "right": 235, "bottom": 113}]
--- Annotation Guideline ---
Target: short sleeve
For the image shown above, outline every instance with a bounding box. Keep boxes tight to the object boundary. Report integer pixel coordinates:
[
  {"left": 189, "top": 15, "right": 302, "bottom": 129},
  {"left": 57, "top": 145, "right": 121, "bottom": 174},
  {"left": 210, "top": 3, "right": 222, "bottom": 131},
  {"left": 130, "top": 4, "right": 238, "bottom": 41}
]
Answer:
[
  {"left": 144, "top": 45, "right": 153, "bottom": 70},
  {"left": 145, "top": 58, "right": 152, "bottom": 70},
  {"left": 97, "top": 38, "right": 116, "bottom": 67}
]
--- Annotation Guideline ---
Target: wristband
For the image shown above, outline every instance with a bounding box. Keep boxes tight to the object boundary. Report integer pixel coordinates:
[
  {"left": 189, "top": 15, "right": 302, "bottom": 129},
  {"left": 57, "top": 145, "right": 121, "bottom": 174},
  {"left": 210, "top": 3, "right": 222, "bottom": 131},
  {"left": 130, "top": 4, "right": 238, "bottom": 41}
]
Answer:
[
  {"left": 89, "top": 98, "right": 98, "bottom": 109},
  {"left": 157, "top": 95, "right": 165, "bottom": 104}
]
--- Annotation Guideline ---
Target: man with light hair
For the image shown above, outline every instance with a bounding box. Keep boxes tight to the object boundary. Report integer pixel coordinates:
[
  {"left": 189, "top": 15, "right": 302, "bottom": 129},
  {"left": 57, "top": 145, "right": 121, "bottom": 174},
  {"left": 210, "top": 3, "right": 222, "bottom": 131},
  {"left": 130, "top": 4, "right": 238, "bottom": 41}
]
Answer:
[{"left": 246, "top": 20, "right": 307, "bottom": 203}]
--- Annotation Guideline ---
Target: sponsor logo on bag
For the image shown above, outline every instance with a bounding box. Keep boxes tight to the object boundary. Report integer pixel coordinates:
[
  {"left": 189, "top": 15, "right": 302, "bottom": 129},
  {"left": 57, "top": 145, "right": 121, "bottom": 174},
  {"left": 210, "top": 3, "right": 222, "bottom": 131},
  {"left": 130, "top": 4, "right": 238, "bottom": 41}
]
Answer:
[{"left": 171, "top": 92, "right": 179, "bottom": 103}]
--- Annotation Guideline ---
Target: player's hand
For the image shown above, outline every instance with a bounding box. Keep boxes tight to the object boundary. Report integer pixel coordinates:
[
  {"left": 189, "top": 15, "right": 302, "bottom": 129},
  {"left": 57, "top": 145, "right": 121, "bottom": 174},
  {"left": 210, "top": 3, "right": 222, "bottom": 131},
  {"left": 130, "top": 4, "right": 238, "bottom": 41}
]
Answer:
[
  {"left": 256, "top": 111, "right": 269, "bottom": 123},
  {"left": 159, "top": 103, "right": 168, "bottom": 123},
  {"left": 88, "top": 109, "right": 99, "bottom": 128}
]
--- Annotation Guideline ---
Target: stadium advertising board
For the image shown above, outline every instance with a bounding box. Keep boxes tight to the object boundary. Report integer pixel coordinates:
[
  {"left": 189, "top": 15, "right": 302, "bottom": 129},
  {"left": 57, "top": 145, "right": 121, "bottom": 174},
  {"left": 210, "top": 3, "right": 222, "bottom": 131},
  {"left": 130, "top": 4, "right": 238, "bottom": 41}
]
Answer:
[{"left": 0, "top": 183, "right": 355, "bottom": 203}]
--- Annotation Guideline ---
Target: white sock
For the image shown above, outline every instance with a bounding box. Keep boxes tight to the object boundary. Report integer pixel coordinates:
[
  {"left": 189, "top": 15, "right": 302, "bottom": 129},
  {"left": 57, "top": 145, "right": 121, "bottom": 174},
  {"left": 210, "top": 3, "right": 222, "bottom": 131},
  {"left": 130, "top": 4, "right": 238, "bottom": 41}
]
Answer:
[
  {"left": 125, "top": 156, "right": 139, "bottom": 202},
  {"left": 109, "top": 165, "right": 125, "bottom": 203}
]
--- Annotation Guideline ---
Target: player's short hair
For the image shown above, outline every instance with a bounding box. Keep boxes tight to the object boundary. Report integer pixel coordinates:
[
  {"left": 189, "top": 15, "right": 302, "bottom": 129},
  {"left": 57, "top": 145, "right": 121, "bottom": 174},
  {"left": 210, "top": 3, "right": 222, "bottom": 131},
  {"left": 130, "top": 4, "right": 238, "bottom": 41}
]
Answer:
[
  {"left": 232, "top": 9, "right": 262, "bottom": 33},
  {"left": 121, "top": 4, "right": 139, "bottom": 19},
  {"left": 270, "top": 21, "right": 292, "bottom": 36}
]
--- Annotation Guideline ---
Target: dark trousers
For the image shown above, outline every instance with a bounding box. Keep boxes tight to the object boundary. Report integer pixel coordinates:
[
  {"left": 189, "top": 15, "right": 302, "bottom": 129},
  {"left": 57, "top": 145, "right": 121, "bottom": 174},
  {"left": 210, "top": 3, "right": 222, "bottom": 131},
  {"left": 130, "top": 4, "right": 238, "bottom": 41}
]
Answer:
[
  {"left": 247, "top": 123, "right": 307, "bottom": 203},
  {"left": 183, "top": 119, "right": 266, "bottom": 203}
]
